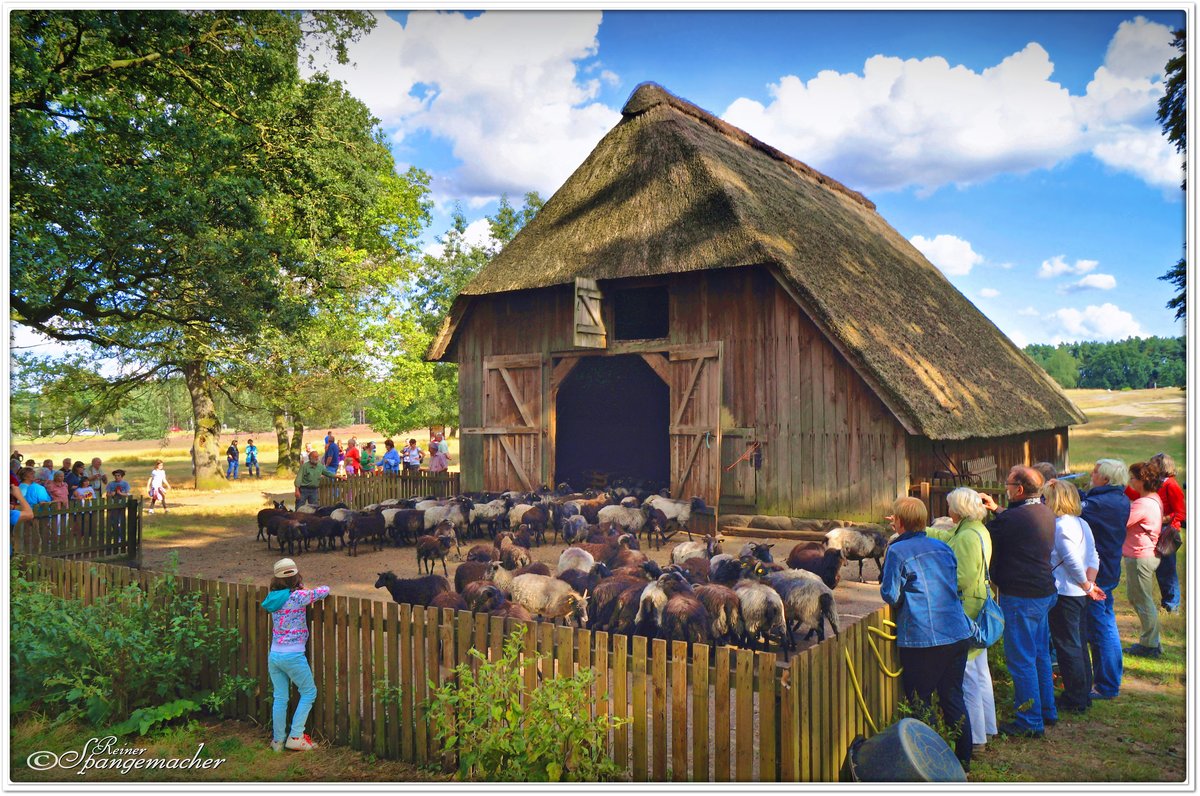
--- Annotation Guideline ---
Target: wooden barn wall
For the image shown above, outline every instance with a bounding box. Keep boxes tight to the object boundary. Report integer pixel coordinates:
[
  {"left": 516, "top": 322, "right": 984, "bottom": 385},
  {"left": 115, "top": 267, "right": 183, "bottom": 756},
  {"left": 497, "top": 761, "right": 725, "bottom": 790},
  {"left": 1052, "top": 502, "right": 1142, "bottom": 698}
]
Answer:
[
  {"left": 668, "top": 268, "right": 908, "bottom": 521},
  {"left": 906, "top": 427, "right": 1071, "bottom": 487},
  {"left": 452, "top": 267, "right": 909, "bottom": 519}
]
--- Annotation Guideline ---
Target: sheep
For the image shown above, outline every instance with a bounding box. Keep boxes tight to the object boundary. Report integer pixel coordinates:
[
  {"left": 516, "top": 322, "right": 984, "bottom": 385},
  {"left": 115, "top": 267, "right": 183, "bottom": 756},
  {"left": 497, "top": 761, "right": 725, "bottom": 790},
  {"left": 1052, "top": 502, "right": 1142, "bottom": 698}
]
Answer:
[
  {"left": 644, "top": 495, "right": 706, "bottom": 538},
  {"left": 671, "top": 535, "right": 723, "bottom": 565},
  {"left": 561, "top": 515, "right": 589, "bottom": 545},
  {"left": 470, "top": 497, "right": 511, "bottom": 539},
  {"left": 673, "top": 558, "right": 710, "bottom": 585},
  {"left": 930, "top": 515, "right": 956, "bottom": 531},
  {"left": 617, "top": 532, "right": 641, "bottom": 551},
  {"left": 416, "top": 535, "right": 448, "bottom": 576},
  {"left": 634, "top": 571, "right": 691, "bottom": 636},
  {"left": 734, "top": 580, "right": 789, "bottom": 657},
  {"left": 431, "top": 591, "right": 468, "bottom": 613},
  {"left": 296, "top": 504, "right": 319, "bottom": 515},
  {"left": 377, "top": 498, "right": 401, "bottom": 507},
  {"left": 824, "top": 526, "right": 888, "bottom": 582},
  {"left": 609, "top": 547, "right": 648, "bottom": 570},
  {"left": 566, "top": 492, "right": 612, "bottom": 525},
  {"left": 461, "top": 579, "right": 494, "bottom": 609},
  {"left": 786, "top": 544, "right": 844, "bottom": 590},
  {"left": 303, "top": 516, "right": 345, "bottom": 552},
  {"left": 558, "top": 547, "right": 596, "bottom": 575},
  {"left": 256, "top": 502, "right": 290, "bottom": 543},
  {"left": 708, "top": 555, "right": 745, "bottom": 587},
  {"left": 738, "top": 542, "right": 775, "bottom": 563},
  {"left": 382, "top": 508, "right": 425, "bottom": 547},
  {"left": 483, "top": 560, "right": 542, "bottom": 594},
  {"left": 276, "top": 517, "right": 306, "bottom": 556},
  {"left": 422, "top": 497, "right": 474, "bottom": 542},
  {"left": 662, "top": 590, "right": 711, "bottom": 649},
  {"left": 517, "top": 504, "right": 553, "bottom": 546},
  {"left": 767, "top": 571, "right": 841, "bottom": 644},
  {"left": 499, "top": 537, "right": 532, "bottom": 571},
  {"left": 329, "top": 507, "right": 355, "bottom": 526},
  {"left": 374, "top": 571, "right": 452, "bottom": 607},
  {"left": 512, "top": 524, "right": 536, "bottom": 550},
  {"left": 557, "top": 562, "right": 611, "bottom": 597},
  {"left": 597, "top": 504, "right": 647, "bottom": 537},
  {"left": 314, "top": 502, "right": 349, "bottom": 517},
  {"left": 468, "top": 583, "right": 533, "bottom": 621},
  {"left": 642, "top": 507, "right": 676, "bottom": 550},
  {"left": 694, "top": 584, "right": 743, "bottom": 646},
  {"left": 587, "top": 575, "right": 647, "bottom": 631},
  {"left": 465, "top": 544, "right": 499, "bottom": 563},
  {"left": 508, "top": 574, "right": 589, "bottom": 626},
  {"left": 454, "top": 560, "right": 492, "bottom": 594},
  {"left": 346, "top": 512, "right": 387, "bottom": 556}
]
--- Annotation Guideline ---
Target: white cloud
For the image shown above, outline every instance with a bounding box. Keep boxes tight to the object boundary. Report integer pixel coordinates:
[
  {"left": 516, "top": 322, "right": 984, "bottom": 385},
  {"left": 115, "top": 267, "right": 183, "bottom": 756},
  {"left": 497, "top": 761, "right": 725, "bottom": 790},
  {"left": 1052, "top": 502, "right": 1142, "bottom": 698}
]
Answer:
[
  {"left": 1038, "top": 255, "right": 1099, "bottom": 278},
  {"left": 1007, "top": 328, "right": 1030, "bottom": 349},
  {"left": 1049, "top": 302, "right": 1143, "bottom": 342},
  {"left": 979, "top": 288, "right": 1000, "bottom": 298},
  {"left": 721, "top": 16, "right": 1181, "bottom": 193},
  {"left": 421, "top": 218, "right": 497, "bottom": 258},
  {"left": 1065, "top": 273, "right": 1118, "bottom": 292},
  {"left": 1018, "top": 306, "right": 1041, "bottom": 317},
  {"left": 309, "top": 11, "right": 620, "bottom": 201},
  {"left": 909, "top": 234, "right": 984, "bottom": 276}
]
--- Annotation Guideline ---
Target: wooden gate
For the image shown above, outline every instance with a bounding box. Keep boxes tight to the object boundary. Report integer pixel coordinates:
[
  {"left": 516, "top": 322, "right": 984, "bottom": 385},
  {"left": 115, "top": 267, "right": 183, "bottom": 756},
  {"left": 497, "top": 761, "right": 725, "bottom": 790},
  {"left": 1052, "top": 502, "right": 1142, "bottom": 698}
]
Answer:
[
  {"left": 471, "top": 354, "right": 545, "bottom": 492},
  {"left": 639, "top": 343, "right": 723, "bottom": 504}
]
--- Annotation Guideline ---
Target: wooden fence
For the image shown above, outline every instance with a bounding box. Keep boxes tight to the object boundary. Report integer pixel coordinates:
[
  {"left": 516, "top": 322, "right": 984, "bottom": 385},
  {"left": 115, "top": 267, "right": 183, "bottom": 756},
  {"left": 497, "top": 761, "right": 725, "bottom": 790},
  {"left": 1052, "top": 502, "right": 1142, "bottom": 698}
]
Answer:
[
  {"left": 910, "top": 481, "right": 1005, "bottom": 520},
  {"left": 317, "top": 472, "right": 462, "bottom": 509},
  {"left": 16, "top": 555, "right": 902, "bottom": 782},
  {"left": 13, "top": 498, "right": 142, "bottom": 564}
]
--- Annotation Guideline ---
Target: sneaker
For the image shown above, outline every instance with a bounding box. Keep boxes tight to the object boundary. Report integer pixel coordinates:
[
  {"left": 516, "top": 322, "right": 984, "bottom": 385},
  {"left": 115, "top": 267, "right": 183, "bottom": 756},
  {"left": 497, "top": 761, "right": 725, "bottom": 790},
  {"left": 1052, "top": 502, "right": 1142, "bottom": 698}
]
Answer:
[
  {"left": 270, "top": 740, "right": 284, "bottom": 753},
  {"left": 1126, "top": 643, "right": 1162, "bottom": 658},
  {"left": 1042, "top": 716, "right": 1058, "bottom": 727},
  {"left": 285, "top": 734, "right": 317, "bottom": 751},
  {"left": 147, "top": 508, "right": 154, "bottom": 515},
  {"left": 998, "top": 721, "right": 1044, "bottom": 739},
  {"left": 1089, "top": 690, "right": 1117, "bottom": 700}
]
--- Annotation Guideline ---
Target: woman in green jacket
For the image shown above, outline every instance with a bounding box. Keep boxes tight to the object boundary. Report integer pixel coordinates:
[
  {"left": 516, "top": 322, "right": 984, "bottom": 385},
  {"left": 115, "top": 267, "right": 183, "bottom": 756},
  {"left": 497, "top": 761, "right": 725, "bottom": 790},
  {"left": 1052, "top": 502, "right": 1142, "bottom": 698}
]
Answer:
[{"left": 926, "top": 487, "right": 996, "bottom": 753}]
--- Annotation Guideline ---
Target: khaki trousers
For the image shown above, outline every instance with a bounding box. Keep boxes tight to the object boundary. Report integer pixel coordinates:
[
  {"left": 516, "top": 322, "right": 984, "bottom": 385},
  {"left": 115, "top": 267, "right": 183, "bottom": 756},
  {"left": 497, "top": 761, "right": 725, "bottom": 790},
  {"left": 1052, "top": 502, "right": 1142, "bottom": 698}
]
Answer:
[{"left": 1123, "top": 555, "right": 1162, "bottom": 648}]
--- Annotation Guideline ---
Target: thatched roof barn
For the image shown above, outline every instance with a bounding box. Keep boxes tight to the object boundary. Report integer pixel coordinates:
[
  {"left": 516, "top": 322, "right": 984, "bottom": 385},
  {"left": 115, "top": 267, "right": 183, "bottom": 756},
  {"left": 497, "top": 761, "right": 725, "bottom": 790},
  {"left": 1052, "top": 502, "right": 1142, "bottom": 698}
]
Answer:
[{"left": 430, "top": 82, "right": 1085, "bottom": 520}]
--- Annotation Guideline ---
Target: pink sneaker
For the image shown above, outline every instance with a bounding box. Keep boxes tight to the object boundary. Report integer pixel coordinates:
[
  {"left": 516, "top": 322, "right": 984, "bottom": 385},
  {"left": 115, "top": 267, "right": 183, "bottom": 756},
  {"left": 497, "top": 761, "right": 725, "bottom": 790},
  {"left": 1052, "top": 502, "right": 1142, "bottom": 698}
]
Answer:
[{"left": 285, "top": 734, "right": 317, "bottom": 751}]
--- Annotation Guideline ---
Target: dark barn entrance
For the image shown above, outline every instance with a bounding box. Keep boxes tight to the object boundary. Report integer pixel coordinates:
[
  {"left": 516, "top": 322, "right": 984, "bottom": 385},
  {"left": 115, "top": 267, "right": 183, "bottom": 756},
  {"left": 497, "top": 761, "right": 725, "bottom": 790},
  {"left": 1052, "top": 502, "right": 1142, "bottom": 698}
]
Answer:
[{"left": 555, "top": 354, "right": 669, "bottom": 491}]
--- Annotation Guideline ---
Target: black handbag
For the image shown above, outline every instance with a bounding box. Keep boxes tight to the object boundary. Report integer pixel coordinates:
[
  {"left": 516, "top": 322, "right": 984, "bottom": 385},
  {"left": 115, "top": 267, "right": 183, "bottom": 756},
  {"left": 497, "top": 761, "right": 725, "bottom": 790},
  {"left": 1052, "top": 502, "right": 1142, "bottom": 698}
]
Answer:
[{"left": 1156, "top": 526, "right": 1182, "bottom": 558}]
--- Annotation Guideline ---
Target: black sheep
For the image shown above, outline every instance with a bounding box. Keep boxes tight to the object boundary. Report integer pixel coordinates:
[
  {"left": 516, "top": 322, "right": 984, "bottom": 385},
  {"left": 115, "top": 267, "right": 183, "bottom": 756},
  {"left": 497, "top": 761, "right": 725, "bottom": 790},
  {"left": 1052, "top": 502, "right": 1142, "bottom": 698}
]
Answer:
[
  {"left": 786, "top": 544, "right": 845, "bottom": 590},
  {"left": 557, "top": 561, "right": 611, "bottom": 596},
  {"left": 454, "top": 560, "right": 492, "bottom": 593},
  {"left": 374, "top": 571, "right": 452, "bottom": 606},
  {"left": 257, "top": 503, "right": 291, "bottom": 544},
  {"left": 346, "top": 512, "right": 387, "bottom": 556},
  {"left": 417, "top": 534, "right": 448, "bottom": 576},
  {"left": 661, "top": 592, "right": 710, "bottom": 650},
  {"left": 431, "top": 591, "right": 468, "bottom": 613}
]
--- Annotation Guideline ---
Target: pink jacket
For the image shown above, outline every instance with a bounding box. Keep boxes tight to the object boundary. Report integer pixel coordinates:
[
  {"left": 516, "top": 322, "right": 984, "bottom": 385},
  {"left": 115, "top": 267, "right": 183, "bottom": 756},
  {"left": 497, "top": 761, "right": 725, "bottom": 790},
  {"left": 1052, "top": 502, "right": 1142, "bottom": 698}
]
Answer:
[{"left": 1123, "top": 494, "right": 1163, "bottom": 559}]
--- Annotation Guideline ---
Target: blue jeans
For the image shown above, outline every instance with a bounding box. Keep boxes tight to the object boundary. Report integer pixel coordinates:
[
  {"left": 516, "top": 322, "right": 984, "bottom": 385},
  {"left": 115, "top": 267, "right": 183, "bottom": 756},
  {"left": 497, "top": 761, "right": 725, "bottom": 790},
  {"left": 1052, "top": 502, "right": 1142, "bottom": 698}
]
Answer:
[
  {"left": 246, "top": 456, "right": 260, "bottom": 478},
  {"left": 1086, "top": 578, "right": 1123, "bottom": 698},
  {"left": 268, "top": 650, "right": 317, "bottom": 742},
  {"left": 226, "top": 459, "right": 239, "bottom": 479},
  {"left": 1157, "top": 544, "right": 1180, "bottom": 611},
  {"left": 1000, "top": 593, "right": 1058, "bottom": 732}
]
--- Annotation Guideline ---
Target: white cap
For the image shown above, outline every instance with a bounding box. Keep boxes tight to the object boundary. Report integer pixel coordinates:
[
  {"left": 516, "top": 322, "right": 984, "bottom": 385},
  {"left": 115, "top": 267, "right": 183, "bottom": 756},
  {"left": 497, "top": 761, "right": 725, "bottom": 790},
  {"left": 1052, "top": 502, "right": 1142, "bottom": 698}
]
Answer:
[{"left": 273, "top": 558, "right": 298, "bottom": 578}]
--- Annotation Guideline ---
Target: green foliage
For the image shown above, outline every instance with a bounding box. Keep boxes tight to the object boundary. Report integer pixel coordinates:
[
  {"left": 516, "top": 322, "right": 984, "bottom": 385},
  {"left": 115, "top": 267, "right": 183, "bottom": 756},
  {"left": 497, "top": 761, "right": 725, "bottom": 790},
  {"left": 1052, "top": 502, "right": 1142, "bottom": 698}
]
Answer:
[
  {"left": 1156, "top": 27, "right": 1186, "bottom": 318},
  {"left": 895, "top": 695, "right": 963, "bottom": 751},
  {"left": 426, "top": 624, "right": 626, "bottom": 782},
  {"left": 10, "top": 556, "right": 252, "bottom": 735},
  {"left": 1023, "top": 337, "right": 1185, "bottom": 390}
]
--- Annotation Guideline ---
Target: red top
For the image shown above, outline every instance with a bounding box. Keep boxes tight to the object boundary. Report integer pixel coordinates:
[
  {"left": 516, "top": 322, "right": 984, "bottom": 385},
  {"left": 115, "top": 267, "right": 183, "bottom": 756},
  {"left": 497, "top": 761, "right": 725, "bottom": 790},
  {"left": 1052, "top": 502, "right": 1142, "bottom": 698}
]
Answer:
[
  {"left": 345, "top": 446, "right": 361, "bottom": 466},
  {"left": 1125, "top": 476, "right": 1185, "bottom": 529}
]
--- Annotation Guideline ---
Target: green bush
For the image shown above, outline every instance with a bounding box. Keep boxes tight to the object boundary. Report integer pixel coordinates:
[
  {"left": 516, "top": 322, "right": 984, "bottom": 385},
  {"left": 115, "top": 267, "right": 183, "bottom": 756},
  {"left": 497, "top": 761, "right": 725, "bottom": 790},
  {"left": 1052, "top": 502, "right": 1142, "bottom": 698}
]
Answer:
[
  {"left": 10, "top": 557, "right": 253, "bottom": 735},
  {"left": 426, "top": 624, "right": 627, "bottom": 782}
]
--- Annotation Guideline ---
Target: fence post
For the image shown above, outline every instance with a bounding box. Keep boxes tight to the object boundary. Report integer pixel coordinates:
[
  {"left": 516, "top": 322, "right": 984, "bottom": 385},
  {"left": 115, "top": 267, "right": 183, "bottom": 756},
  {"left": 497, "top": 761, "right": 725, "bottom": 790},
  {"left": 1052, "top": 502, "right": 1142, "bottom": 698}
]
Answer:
[{"left": 919, "top": 481, "right": 931, "bottom": 513}]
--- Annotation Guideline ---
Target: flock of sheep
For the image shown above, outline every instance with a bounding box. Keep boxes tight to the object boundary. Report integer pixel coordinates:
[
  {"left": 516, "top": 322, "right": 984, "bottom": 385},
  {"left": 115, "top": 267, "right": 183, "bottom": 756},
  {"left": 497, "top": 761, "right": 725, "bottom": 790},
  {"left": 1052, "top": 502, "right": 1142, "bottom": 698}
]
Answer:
[{"left": 253, "top": 485, "right": 890, "bottom": 659}]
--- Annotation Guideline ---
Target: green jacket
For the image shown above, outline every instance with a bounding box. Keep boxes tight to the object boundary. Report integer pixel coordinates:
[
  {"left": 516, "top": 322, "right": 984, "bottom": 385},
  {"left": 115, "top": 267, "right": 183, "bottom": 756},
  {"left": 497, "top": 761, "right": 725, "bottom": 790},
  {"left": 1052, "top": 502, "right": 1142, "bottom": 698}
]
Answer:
[
  {"left": 926, "top": 518, "right": 993, "bottom": 660},
  {"left": 295, "top": 461, "right": 325, "bottom": 489}
]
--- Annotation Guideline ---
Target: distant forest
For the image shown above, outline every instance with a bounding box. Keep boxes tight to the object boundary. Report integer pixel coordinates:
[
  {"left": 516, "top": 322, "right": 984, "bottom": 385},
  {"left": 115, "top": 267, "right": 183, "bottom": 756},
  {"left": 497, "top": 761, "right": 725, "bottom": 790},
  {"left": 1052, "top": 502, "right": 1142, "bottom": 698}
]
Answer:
[{"left": 1024, "top": 336, "right": 1186, "bottom": 390}]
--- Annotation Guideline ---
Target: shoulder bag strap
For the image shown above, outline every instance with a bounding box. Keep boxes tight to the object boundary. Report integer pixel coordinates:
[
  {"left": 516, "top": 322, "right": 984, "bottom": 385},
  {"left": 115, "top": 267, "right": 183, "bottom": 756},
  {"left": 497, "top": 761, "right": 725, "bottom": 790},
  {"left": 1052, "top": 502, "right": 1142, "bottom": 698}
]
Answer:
[{"left": 970, "top": 527, "right": 994, "bottom": 597}]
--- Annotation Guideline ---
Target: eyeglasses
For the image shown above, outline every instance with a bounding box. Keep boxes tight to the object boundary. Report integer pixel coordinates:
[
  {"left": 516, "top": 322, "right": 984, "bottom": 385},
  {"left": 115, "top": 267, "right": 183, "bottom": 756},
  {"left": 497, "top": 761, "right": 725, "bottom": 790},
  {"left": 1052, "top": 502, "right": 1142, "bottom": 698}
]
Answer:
[{"left": 1005, "top": 481, "right": 1020, "bottom": 487}]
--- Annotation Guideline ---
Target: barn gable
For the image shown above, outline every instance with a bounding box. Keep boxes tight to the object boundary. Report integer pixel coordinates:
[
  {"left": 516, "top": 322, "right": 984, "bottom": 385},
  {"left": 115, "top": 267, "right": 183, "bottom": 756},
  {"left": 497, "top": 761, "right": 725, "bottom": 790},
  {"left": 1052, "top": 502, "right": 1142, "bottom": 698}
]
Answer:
[{"left": 431, "top": 82, "right": 1084, "bottom": 441}]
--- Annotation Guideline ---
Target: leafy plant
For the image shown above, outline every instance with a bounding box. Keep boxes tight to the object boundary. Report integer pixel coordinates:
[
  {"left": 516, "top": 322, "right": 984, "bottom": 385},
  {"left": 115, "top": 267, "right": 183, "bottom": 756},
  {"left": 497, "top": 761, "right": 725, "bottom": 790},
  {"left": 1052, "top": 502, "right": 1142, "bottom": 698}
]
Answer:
[
  {"left": 10, "top": 555, "right": 252, "bottom": 735},
  {"left": 426, "top": 624, "right": 626, "bottom": 782},
  {"left": 895, "top": 694, "right": 963, "bottom": 751}
]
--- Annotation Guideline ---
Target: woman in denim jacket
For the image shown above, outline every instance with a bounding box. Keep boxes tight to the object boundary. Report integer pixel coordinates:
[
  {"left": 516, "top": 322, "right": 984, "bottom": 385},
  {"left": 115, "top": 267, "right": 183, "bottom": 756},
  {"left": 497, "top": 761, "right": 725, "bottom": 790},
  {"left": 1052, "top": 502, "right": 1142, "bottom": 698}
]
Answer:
[{"left": 881, "top": 496, "right": 975, "bottom": 769}]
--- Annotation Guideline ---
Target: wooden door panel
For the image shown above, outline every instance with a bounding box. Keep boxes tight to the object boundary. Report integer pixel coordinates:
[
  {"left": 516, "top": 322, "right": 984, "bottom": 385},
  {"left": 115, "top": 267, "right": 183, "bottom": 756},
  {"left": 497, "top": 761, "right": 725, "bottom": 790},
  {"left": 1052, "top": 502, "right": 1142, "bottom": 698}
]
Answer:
[
  {"left": 474, "top": 355, "right": 544, "bottom": 492},
  {"left": 667, "top": 344, "right": 722, "bottom": 505}
]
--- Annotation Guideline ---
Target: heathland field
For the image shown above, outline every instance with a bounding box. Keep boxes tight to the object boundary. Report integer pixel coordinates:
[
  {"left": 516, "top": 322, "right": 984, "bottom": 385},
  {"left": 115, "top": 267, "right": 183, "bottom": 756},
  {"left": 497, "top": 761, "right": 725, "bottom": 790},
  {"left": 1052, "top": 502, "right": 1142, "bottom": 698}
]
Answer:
[{"left": 8, "top": 388, "right": 1188, "bottom": 782}]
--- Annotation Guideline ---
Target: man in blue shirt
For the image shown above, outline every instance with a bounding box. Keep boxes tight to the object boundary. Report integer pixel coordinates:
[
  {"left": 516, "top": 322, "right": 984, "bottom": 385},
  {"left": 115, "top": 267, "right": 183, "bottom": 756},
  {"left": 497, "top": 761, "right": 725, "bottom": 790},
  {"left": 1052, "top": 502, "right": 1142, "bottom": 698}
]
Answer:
[
  {"left": 881, "top": 496, "right": 974, "bottom": 769},
  {"left": 323, "top": 438, "right": 341, "bottom": 477},
  {"left": 17, "top": 468, "right": 52, "bottom": 507},
  {"left": 1079, "top": 459, "right": 1132, "bottom": 700}
]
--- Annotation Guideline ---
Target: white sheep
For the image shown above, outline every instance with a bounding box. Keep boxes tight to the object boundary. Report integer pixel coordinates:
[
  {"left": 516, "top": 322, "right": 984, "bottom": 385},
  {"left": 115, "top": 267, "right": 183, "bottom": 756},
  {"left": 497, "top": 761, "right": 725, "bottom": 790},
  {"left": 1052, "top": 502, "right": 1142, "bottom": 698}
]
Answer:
[
  {"left": 824, "top": 526, "right": 888, "bottom": 582},
  {"left": 296, "top": 504, "right": 319, "bottom": 515},
  {"left": 767, "top": 571, "right": 840, "bottom": 644},
  {"left": 634, "top": 571, "right": 690, "bottom": 632},
  {"left": 557, "top": 547, "right": 595, "bottom": 575},
  {"left": 597, "top": 504, "right": 647, "bottom": 536},
  {"left": 734, "top": 581, "right": 788, "bottom": 654},
  {"left": 643, "top": 495, "right": 706, "bottom": 534},
  {"left": 509, "top": 574, "right": 589, "bottom": 626},
  {"left": 508, "top": 503, "right": 534, "bottom": 529},
  {"left": 470, "top": 498, "right": 510, "bottom": 536},
  {"left": 671, "top": 535, "right": 723, "bottom": 565}
]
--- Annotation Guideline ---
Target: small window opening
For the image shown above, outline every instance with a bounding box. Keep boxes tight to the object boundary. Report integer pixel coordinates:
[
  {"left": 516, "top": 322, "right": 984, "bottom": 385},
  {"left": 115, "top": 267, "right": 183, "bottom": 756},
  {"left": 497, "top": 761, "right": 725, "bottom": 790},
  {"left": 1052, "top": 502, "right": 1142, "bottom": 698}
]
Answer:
[{"left": 612, "top": 286, "right": 669, "bottom": 340}]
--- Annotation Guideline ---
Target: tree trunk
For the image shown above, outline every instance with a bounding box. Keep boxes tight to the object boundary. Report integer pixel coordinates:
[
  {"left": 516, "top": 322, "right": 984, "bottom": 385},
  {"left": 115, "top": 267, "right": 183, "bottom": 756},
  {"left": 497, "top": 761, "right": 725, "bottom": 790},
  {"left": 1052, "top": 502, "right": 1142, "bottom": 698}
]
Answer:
[
  {"left": 183, "top": 360, "right": 227, "bottom": 489},
  {"left": 289, "top": 418, "right": 305, "bottom": 471},
  {"left": 273, "top": 410, "right": 294, "bottom": 476}
]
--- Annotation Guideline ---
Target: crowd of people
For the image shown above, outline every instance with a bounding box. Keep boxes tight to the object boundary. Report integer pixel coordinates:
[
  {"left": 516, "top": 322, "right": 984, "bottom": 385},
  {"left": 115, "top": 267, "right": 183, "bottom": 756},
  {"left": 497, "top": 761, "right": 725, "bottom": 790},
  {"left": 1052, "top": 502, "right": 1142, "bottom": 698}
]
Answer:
[
  {"left": 8, "top": 453, "right": 155, "bottom": 511},
  {"left": 291, "top": 431, "right": 452, "bottom": 507},
  {"left": 881, "top": 453, "right": 1184, "bottom": 772}
]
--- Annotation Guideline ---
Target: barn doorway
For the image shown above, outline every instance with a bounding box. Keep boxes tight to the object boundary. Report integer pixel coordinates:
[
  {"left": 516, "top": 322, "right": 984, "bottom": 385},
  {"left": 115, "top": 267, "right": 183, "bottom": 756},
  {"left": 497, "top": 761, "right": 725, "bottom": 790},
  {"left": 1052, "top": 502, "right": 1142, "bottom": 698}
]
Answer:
[{"left": 554, "top": 354, "right": 669, "bottom": 492}]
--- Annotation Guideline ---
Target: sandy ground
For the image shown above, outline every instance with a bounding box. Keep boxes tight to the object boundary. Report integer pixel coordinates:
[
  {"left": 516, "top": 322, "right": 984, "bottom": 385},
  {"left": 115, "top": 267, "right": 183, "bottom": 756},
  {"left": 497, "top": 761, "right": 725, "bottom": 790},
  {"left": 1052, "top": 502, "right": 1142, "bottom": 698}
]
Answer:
[{"left": 140, "top": 486, "right": 885, "bottom": 657}]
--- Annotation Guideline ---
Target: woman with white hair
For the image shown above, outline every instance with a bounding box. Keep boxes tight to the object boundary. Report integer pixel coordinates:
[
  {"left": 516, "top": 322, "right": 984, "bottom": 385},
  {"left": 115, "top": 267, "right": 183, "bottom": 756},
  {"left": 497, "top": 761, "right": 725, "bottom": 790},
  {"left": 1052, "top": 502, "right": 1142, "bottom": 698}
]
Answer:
[
  {"left": 1079, "top": 458, "right": 1131, "bottom": 699},
  {"left": 925, "top": 487, "right": 997, "bottom": 753}
]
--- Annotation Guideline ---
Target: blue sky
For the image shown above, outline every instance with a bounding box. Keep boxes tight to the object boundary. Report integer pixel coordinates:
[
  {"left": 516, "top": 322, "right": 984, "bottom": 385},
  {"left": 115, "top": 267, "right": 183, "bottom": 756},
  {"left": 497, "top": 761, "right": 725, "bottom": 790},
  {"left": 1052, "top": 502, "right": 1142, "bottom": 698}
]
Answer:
[{"left": 311, "top": 8, "right": 1185, "bottom": 347}]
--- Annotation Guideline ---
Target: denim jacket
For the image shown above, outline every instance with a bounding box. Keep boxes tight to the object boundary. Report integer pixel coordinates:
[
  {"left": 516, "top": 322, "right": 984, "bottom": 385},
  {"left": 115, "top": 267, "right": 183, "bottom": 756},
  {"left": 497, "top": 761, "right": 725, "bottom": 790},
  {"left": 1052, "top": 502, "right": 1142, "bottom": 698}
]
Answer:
[{"left": 880, "top": 531, "right": 973, "bottom": 648}]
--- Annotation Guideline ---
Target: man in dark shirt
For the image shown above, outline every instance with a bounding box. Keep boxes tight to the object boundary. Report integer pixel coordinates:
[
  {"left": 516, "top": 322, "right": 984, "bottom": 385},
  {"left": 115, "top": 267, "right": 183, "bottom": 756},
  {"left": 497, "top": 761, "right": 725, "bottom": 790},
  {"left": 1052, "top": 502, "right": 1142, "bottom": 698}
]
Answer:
[
  {"left": 1079, "top": 458, "right": 1131, "bottom": 699},
  {"left": 983, "top": 466, "right": 1057, "bottom": 737}
]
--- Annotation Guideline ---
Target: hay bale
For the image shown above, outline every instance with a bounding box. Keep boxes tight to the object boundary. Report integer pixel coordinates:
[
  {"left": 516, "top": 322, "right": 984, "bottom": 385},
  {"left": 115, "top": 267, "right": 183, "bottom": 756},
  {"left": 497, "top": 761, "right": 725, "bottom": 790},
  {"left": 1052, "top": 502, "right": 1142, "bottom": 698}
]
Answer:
[
  {"left": 747, "top": 515, "right": 794, "bottom": 531},
  {"left": 789, "top": 518, "right": 845, "bottom": 532},
  {"left": 718, "top": 514, "right": 754, "bottom": 529}
]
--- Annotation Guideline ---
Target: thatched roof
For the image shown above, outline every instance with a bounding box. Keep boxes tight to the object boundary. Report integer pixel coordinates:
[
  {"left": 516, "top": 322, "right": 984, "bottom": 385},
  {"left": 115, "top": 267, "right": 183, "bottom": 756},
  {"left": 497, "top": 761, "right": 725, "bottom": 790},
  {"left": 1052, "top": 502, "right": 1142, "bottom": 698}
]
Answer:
[{"left": 431, "top": 83, "right": 1085, "bottom": 440}]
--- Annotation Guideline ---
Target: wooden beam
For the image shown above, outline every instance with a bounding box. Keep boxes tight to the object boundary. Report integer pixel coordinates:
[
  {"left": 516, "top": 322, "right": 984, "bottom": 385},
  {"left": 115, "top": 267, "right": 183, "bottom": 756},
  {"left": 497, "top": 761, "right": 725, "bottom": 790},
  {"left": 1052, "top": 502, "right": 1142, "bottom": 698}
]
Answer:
[
  {"left": 638, "top": 353, "right": 672, "bottom": 386},
  {"left": 460, "top": 427, "right": 538, "bottom": 435},
  {"left": 498, "top": 436, "right": 533, "bottom": 491},
  {"left": 497, "top": 367, "right": 535, "bottom": 428},
  {"left": 667, "top": 343, "right": 721, "bottom": 361},
  {"left": 483, "top": 353, "right": 544, "bottom": 369},
  {"left": 550, "top": 357, "right": 581, "bottom": 391}
]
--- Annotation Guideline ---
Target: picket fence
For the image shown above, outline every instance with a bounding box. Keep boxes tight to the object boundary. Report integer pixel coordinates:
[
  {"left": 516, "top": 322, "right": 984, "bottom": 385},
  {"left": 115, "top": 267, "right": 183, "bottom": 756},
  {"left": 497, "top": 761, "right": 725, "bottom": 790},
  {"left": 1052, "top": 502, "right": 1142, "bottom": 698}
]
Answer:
[
  {"left": 17, "top": 555, "right": 901, "bottom": 782},
  {"left": 317, "top": 472, "right": 462, "bottom": 509},
  {"left": 13, "top": 497, "right": 142, "bottom": 564},
  {"left": 910, "top": 481, "right": 1005, "bottom": 521}
]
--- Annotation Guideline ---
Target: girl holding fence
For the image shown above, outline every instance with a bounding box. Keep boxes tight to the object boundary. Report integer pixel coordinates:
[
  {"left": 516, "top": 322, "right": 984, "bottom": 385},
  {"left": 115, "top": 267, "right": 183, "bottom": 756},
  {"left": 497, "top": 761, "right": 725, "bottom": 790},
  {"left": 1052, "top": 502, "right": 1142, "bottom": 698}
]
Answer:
[{"left": 261, "top": 558, "right": 329, "bottom": 752}]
